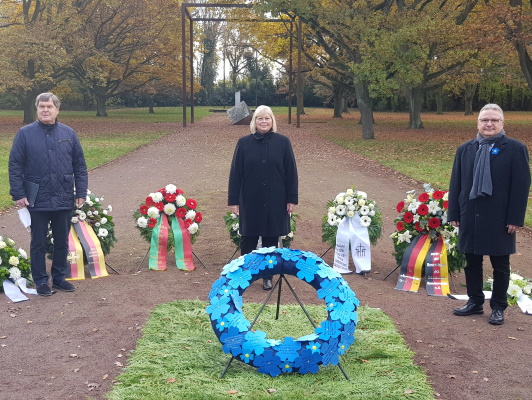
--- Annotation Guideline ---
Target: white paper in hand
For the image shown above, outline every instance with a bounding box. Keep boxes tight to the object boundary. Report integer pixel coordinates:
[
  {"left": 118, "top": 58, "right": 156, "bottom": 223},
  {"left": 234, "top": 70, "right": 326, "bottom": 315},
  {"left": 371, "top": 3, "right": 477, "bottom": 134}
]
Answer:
[{"left": 18, "top": 207, "right": 31, "bottom": 231}]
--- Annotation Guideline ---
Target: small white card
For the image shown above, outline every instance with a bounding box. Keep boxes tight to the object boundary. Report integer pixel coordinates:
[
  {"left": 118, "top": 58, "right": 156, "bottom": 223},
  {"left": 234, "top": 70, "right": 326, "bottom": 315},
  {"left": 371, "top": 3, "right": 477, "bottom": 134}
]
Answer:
[{"left": 18, "top": 207, "right": 31, "bottom": 231}]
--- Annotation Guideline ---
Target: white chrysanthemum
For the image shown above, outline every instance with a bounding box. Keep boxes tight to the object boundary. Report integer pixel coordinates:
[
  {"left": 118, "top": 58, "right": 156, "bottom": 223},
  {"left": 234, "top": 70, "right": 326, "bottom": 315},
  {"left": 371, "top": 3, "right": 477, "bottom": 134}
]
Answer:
[
  {"left": 88, "top": 201, "right": 94, "bottom": 207},
  {"left": 93, "top": 210, "right": 99, "bottom": 215},
  {"left": 87, "top": 211, "right": 93, "bottom": 216},
  {"left": 348, "top": 205, "right": 356, "bottom": 211},
  {"left": 328, "top": 207, "right": 336, "bottom": 214},
  {"left": 336, "top": 196, "right": 345, "bottom": 205},
  {"left": 507, "top": 283, "right": 523, "bottom": 298},
  {"left": 100, "top": 217, "right": 107, "bottom": 224},
  {"left": 232, "top": 223, "right": 239, "bottom": 231},
  {"left": 97, "top": 228, "right": 108, "bottom": 237},
  {"left": 428, "top": 201, "right": 441, "bottom": 215},
  {"left": 95, "top": 222, "right": 101, "bottom": 227},
  {"left": 346, "top": 188, "right": 354, "bottom": 196},
  {"left": 368, "top": 203, "right": 375, "bottom": 210},
  {"left": 344, "top": 197, "right": 354, "bottom": 206},
  {"left": 147, "top": 207, "right": 160, "bottom": 218},
  {"left": 164, "top": 203, "right": 177, "bottom": 215},
  {"left": 75, "top": 209, "right": 82, "bottom": 215},
  {"left": 151, "top": 192, "right": 163, "bottom": 203},
  {"left": 107, "top": 205, "right": 112, "bottom": 212},
  {"left": 185, "top": 210, "right": 196, "bottom": 220},
  {"left": 137, "top": 217, "right": 148, "bottom": 228},
  {"left": 230, "top": 213, "right": 237, "bottom": 219},
  {"left": 9, "top": 256, "right": 20, "bottom": 266},
  {"left": 443, "top": 192, "right": 449, "bottom": 201},
  {"left": 287, "top": 231, "right": 294, "bottom": 238},
  {"left": 71, "top": 216, "right": 79, "bottom": 224},
  {"left": 336, "top": 205, "right": 347, "bottom": 216},
  {"left": 86, "top": 195, "right": 91, "bottom": 202},
  {"left": 327, "top": 214, "right": 337, "bottom": 226},
  {"left": 9, "top": 267, "right": 21, "bottom": 280},
  {"left": 523, "top": 284, "right": 532, "bottom": 295},
  {"left": 188, "top": 222, "right": 199, "bottom": 235},
  {"left": 357, "top": 191, "right": 368, "bottom": 199},
  {"left": 347, "top": 210, "right": 355, "bottom": 218},
  {"left": 176, "top": 195, "right": 186, "bottom": 206},
  {"left": 95, "top": 198, "right": 100, "bottom": 203},
  {"left": 510, "top": 273, "right": 523, "bottom": 281},
  {"left": 99, "top": 197, "right": 104, "bottom": 201},
  {"left": 369, "top": 210, "right": 376, "bottom": 217},
  {"left": 87, "top": 189, "right": 92, "bottom": 195},
  {"left": 103, "top": 210, "right": 108, "bottom": 215},
  {"left": 0, "top": 241, "right": 6, "bottom": 249},
  {"left": 17, "top": 248, "right": 27, "bottom": 259},
  {"left": 6, "top": 238, "right": 15, "bottom": 246},
  {"left": 359, "top": 205, "right": 370, "bottom": 215},
  {"left": 397, "top": 230, "right": 413, "bottom": 244},
  {"left": 359, "top": 215, "right": 371, "bottom": 227},
  {"left": 358, "top": 199, "right": 366, "bottom": 207},
  {"left": 165, "top": 184, "right": 177, "bottom": 194}
]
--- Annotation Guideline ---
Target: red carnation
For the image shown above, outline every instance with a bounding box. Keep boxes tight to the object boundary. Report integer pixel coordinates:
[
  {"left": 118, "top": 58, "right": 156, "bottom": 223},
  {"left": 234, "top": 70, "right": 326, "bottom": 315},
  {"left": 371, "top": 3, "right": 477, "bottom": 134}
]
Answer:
[
  {"left": 176, "top": 207, "right": 187, "bottom": 218},
  {"left": 148, "top": 218, "right": 158, "bottom": 228},
  {"left": 396, "top": 201, "right": 405, "bottom": 213},
  {"left": 145, "top": 196, "right": 154, "bottom": 206},
  {"left": 415, "top": 222, "right": 424, "bottom": 232},
  {"left": 184, "top": 218, "right": 192, "bottom": 228},
  {"left": 428, "top": 217, "right": 441, "bottom": 229},
  {"left": 433, "top": 191, "right": 445, "bottom": 200},
  {"left": 396, "top": 221, "right": 405, "bottom": 231},
  {"left": 140, "top": 205, "right": 149, "bottom": 215},
  {"left": 176, "top": 188, "right": 184, "bottom": 194},
  {"left": 165, "top": 193, "right": 177, "bottom": 202},
  {"left": 158, "top": 188, "right": 166, "bottom": 195},
  {"left": 403, "top": 212, "right": 414, "bottom": 223},
  {"left": 194, "top": 212, "right": 203, "bottom": 223},
  {"left": 417, "top": 204, "right": 429, "bottom": 216},
  {"left": 154, "top": 202, "right": 164, "bottom": 211},
  {"left": 418, "top": 192, "right": 430, "bottom": 202},
  {"left": 186, "top": 198, "right": 197, "bottom": 209},
  {"left": 442, "top": 200, "right": 449, "bottom": 209}
]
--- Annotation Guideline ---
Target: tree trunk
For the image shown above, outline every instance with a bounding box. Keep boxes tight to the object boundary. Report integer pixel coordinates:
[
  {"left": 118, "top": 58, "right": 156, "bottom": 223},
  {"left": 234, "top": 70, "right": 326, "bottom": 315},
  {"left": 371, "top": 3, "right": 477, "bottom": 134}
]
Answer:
[
  {"left": 408, "top": 86, "right": 424, "bottom": 129},
  {"left": 464, "top": 83, "right": 476, "bottom": 115},
  {"left": 341, "top": 96, "right": 349, "bottom": 113},
  {"left": 95, "top": 94, "right": 108, "bottom": 117},
  {"left": 353, "top": 80, "right": 375, "bottom": 140},
  {"left": 332, "top": 83, "right": 343, "bottom": 118},
  {"left": 22, "top": 91, "right": 37, "bottom": 124},
  {"left": 435, "top": 90, "right": 443, "bottom": 115},
  {"left": 148, "top": 97, "right": 155, "bottom": 113}
]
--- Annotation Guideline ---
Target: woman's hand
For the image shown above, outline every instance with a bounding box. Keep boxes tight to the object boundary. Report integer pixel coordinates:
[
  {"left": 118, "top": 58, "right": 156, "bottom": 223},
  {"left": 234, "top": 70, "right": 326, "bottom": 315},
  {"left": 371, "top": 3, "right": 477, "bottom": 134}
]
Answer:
[
  {"left": 229, "top": 205, "right": 239, "bottom": 215},
  {"left": 287, "top": 203, "right": 296, "bottom": 213}
]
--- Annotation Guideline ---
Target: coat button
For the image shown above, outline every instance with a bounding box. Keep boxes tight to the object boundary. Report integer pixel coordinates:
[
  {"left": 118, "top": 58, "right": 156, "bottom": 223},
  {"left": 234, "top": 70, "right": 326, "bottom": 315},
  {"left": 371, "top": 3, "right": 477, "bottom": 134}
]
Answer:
[
  {"left": 263, "top": 181, "right": 267, "bottom": 185},
  {"left": 264, "top": 202, "right": 267, "bottom": 206},
  {"left": 262, "top": 160, "right": 266, "bottom": 163}
]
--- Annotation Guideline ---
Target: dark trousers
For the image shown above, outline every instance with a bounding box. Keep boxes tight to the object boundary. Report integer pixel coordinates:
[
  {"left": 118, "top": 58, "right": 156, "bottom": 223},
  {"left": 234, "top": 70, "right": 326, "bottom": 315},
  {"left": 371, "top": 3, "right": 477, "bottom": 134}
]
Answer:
[
  {"left": 241, "top": 236, "right": 279, "bottom": 280},
  {"left": 29, "top": 210, "right": 72, "bottom": 286},
  {"left": 464, "top": 253, "right": 510, "bottom": 310}
]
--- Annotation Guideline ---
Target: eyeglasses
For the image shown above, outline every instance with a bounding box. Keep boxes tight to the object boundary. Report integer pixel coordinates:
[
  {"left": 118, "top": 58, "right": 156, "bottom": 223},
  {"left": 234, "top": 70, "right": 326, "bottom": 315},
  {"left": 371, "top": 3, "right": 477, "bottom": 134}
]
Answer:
[{"left": 478, "top": 119, "right": 502, "bottom": 124}]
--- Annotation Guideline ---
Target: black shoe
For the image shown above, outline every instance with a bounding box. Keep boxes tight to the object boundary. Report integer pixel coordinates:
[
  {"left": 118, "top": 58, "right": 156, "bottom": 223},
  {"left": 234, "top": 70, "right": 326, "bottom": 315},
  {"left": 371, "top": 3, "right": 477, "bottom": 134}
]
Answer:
[
  {"left": 37, "top": 284, "right": 52, "bottom": 297},
  {"left": 52, "top": 280, "right": 75, "bottom": 292},
  {"left": 453, "top": 301, "right": 484, "bottom": 316},
  {"left": 488, "top": 309, "right": 504, "bottom": 325},
  {"left": 262, "top": 278, "right": 273, "bottom": 290}
]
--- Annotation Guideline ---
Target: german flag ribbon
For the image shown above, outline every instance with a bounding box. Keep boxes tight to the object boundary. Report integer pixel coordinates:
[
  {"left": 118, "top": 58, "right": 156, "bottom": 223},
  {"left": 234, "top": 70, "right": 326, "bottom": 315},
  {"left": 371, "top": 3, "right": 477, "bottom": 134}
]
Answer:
[
  {"left": 149, "top": 213, "right": 170, "bottom": 270},
  {"left": 395, "top": 234, "right": 431, "bottom": 292},
  {"left": 425, "top": 236, "right": 450, "bottom": 296},
  {"left": 171, "top": 217, "right": 196, "bottom": 271},
  {"left": 66, "top": 226, "right": 85, "bottom": 280},
  {"left": 74, "top": 221, "right": 108, "bottom": 278}
]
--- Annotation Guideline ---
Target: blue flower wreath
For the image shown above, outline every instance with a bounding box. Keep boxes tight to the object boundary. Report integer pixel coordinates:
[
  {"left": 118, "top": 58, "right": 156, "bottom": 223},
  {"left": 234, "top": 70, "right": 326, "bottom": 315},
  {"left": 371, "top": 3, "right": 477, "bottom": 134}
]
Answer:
[{"left": 206, "top": 247, "right": 359, "bottom": 377}]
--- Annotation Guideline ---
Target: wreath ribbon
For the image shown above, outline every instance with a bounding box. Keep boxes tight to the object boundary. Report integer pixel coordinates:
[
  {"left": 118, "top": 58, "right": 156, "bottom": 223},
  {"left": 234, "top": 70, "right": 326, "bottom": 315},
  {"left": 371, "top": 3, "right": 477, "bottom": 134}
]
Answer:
[
  {"left": 172, "top": 217, "right": 196, "bottom": 271},
  {"left": 73, "top": 221, "right": 108, "bottom": 278},
  {"left": 424, "top": 236, "right": 450, "bottom": 296},
  {"left": 333, "top": 213, "right": 371, "bottom": 274},
  {"left": 66, "top": 226, "right": 85, "bottom": 280}
]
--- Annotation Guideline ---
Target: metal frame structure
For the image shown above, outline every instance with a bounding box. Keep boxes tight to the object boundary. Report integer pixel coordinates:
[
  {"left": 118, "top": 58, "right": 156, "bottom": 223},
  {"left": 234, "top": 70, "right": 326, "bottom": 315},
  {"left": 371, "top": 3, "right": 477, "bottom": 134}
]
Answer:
[{"left": 181, "top": 3, "right": 303, "bottom": 127}]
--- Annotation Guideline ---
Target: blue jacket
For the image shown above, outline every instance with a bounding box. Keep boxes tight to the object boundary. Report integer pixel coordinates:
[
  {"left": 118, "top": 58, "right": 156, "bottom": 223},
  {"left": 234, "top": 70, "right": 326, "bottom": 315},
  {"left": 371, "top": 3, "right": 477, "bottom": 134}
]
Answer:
[{"left": 9, "top": 120, "right": 88, "bottom": 211}]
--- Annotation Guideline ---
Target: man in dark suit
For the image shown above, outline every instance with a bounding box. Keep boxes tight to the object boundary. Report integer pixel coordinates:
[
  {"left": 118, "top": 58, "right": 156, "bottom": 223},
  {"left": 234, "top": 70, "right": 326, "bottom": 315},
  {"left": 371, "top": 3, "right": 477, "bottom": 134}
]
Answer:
[{"left": 448, "top": 104, "right": 530, "bottom": 325}]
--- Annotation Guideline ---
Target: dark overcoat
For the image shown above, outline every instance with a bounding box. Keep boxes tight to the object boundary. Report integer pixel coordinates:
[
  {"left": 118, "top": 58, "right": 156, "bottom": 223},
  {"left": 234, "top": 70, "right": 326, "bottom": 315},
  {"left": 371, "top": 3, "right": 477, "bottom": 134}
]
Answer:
[
  {"left": 9, "top": 120, "right": 88, "bottom": 211},
  {"left": 448, "top": 135, "right": 530, "bottom": 256},
  {"left": 228, "top": 131, "right": 298, "bottom": 237}
]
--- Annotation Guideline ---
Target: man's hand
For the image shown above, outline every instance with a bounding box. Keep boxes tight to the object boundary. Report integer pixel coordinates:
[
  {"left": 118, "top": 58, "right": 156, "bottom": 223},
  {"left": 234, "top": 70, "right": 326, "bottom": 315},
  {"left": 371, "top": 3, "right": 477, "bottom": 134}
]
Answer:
[
  {"left": 15, "top": 198, "right": 29, "bottom": 207},
  {"left": 75, "top": 198, "right": 85, "bottom": 208},
  {"left": 450, "top": 221, "right": 459, "bottom": 227},
  {"left": 229, "top": 205, "right": 239, "bottom": 215},
  {"left": 507, "top": 224, "right": 519, "bottom": 234},
  {"left": 287, "top": 203, "right": 296, "bottom": 213}
]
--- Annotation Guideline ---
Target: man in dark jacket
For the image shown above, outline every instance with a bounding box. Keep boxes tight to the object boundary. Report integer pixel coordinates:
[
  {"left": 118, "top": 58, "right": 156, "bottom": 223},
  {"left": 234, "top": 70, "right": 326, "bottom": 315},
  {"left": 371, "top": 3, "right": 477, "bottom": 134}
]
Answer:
[
  {"left": 9, "top": 93, "right": 88, "bottom": 297},
  {"left": 448, "top": 103, "right": 530, "bottom": 325}
]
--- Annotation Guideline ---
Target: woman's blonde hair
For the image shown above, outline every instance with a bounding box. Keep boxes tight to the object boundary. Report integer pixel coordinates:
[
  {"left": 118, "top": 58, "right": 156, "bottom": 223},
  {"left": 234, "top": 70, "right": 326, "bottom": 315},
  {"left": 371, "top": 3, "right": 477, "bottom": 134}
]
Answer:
[{"left": 250, "top": 105, "right": 277, "bottom": 133}]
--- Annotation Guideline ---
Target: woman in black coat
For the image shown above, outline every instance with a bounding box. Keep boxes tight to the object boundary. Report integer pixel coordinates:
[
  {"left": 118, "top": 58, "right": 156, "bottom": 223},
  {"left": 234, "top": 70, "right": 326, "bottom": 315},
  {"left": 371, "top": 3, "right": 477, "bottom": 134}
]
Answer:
[{"left": 228, "top": 105, "right": 298, "bottom": 290}]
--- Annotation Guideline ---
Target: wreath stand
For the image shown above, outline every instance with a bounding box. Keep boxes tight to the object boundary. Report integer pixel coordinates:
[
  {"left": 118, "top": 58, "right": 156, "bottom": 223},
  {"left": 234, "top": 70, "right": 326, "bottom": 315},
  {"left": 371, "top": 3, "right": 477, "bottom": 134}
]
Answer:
[
  {"left": 219, "top": 272, "right": 350, "bottom": 380},
  {"left": 136, "top": 248, "right": 207, "bottom": 272}
]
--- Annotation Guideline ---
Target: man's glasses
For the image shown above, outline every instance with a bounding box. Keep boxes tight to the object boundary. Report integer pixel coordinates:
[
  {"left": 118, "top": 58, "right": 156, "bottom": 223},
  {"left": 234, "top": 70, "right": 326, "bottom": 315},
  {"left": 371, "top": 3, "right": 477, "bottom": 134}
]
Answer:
[{"left": 478, "top": 119, "right": 502, "bottom": 124}]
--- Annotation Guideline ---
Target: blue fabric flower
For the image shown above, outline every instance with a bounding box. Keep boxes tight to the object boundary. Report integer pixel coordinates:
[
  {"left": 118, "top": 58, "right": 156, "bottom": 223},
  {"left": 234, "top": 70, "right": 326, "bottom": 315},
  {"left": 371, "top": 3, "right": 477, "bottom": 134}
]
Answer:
[
  {"left": 227, "top": 268, "right": 253, "bottom": 289},
  {"left": 301, "top": 251, "right": 322, "bottom": 262},
  {"left": 225, "top": 312, "right": 251, "bottom": 332},
  {"left": 317, "top": 263, "right": 342, "bottom": 279},
  {"left": 267, "top": 339, "right": 282, "bottom": 347},
  {"left": 306, "top": 341, "right": 321, "bottom": 353},
  {"left": 339, "top": 283, "right": 359, "bottom": 306},
  {"left": 221, "top": 257, "right": 245, "bottom": 275},
  {"left": 230, "top": 290, "right": 243, "bottom": 312},
  {"left": 295, "top": 257, "right": 321, "bottom": 283},
  {"left": 296, "top": 333, "right": 318, "bottom": 342},
  {"left": 253, "top": 350, "right": 282, "bottom": 377},
  {"left": 330, "top": 301, "right": 357, "bottom": 324},
  {"left": 206, "top": 296, "right": 230, "bottom": 321},
  {"left": 278, "top": 247, "right": 301, "bottom": 262},
  {"left": 255, "top": 246, "right": 277, "bottom": 254},
  {"left": 340, "top": 323, "right": 356, "bottom": 348},
  {"left": 273, "top": 337, "right": 302, "bottom": 362},
  {"left": 326, "top": 301, "right": 337, "bottom": 311},
  {"left": 244, "top": 252, "right": 266, "bottom": 272},
  {"left": 293, "top": 349, "right": 322, "bottom": 374},
  {"left": 262, "top": 255, "right": 278, "bottom": 269},
  {"left": 220, "top": 327, "right": 246, "bottom": 356},
  {"left": 240, "top": 352, "right": 255, "bottom": 363},
  {"left": 281, "top": 361, "right": 294, "bottom": 373},
  {"left": 320, "top": 338, "right": 340, "bottom": 366},
  {"left": 315, "top": 320, "right": 341, "bottom": 340},
  {"left": 242, "top": 330, "right": 270, "bottom": 355},
  {"left": 215, "top": 317, "right": 229, "bottom": 332},
  {"left": 208, "top": 277, "right": 227, "bottom": 299},
  {"left": 317, "top": 278, "right": 341, "bottom": 302}
]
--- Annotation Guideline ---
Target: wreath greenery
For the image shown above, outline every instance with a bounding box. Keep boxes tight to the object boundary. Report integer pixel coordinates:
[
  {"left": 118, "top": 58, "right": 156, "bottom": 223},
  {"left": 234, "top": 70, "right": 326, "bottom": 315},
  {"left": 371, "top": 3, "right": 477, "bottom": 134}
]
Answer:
[
  {"left": 223, "top": 212, "right": 299, "bottom": 248},
  {"left": 207, "top": 247, "right": 359, "bottom": 376},
  {"left": 321, "top": 187, "right": 382, "bottom": 247}
]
